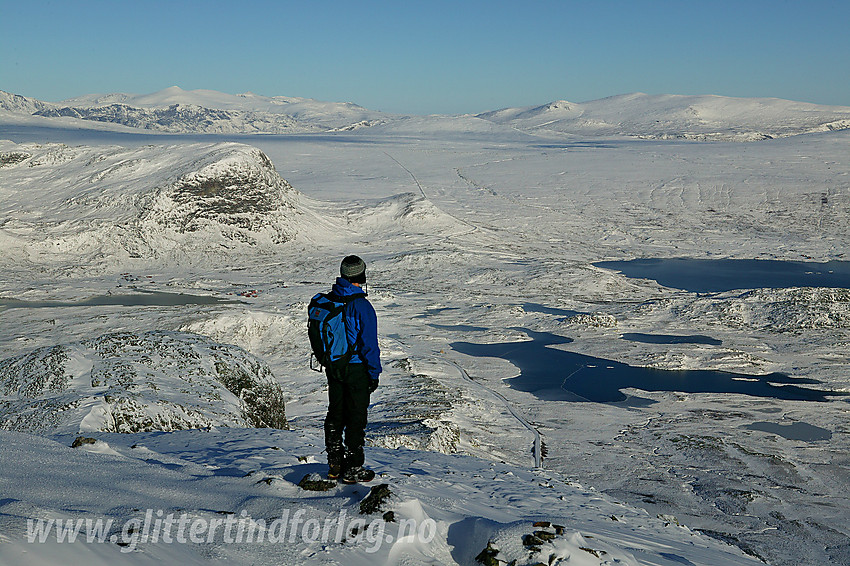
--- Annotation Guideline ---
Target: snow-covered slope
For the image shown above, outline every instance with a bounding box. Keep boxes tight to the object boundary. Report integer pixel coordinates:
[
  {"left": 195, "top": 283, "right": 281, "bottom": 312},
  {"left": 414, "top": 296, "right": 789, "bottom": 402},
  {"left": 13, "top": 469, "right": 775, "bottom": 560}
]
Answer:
[
  {"left": 0, "top": 90, "right": 53, "bottom": 115},
  {"left": 478, "top": 93, "right": 850, "bottom": 140},
  {"left": 0, "top": 427, "right": 762, "bottom": 566}
]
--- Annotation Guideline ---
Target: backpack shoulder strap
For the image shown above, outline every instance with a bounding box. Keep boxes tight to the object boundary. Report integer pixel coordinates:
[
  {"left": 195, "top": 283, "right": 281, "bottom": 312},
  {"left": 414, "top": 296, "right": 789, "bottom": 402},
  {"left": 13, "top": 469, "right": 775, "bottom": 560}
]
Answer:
[{"left": 326, "top": 292, "right": 356, "bottom": 304}]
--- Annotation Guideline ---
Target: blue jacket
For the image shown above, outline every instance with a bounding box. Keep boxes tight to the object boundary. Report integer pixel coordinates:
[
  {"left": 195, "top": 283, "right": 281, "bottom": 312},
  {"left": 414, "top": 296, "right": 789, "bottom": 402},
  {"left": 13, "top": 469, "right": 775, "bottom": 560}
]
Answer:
[{"left": 331, "top": 277, "right": 382, "bottom": 380}]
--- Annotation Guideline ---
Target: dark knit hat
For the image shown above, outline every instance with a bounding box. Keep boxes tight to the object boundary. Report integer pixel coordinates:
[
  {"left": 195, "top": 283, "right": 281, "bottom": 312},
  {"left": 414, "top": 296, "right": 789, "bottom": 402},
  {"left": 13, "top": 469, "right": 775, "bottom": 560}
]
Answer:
[{"left": 340, "top": 255, "right": 366, "bottom": 283}]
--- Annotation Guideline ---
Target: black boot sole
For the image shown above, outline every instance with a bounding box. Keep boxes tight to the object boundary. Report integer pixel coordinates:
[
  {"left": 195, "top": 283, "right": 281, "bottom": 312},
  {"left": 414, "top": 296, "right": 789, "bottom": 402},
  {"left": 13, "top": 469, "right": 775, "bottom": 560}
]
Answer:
[{"left": 341, "top": 470, "right": 375, "bottom": 484}]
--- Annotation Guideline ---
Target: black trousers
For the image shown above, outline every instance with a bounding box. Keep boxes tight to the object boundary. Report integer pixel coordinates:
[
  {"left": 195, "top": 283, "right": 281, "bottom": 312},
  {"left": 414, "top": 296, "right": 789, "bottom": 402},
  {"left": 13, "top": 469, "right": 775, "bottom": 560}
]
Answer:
[{"left": 324, "top": 362, "right": 371, "bottom": 468}]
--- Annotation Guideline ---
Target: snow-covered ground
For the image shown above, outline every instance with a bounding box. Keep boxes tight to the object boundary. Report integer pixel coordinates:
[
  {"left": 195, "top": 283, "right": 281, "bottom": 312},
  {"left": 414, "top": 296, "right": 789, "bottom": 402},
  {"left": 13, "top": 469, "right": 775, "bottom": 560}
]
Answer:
[
  {"left": 0, "top": 428, "right": 761, "bottom": 566},
  {"left": 1, "top": 89, "right": 849, "bottom": 565}
]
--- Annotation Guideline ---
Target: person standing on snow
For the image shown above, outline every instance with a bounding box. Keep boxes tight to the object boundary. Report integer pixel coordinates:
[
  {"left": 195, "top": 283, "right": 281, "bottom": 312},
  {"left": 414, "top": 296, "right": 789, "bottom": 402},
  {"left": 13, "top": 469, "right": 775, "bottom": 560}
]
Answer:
[{"left": 324, "top": 255, "right": 381, "bottom": 483}]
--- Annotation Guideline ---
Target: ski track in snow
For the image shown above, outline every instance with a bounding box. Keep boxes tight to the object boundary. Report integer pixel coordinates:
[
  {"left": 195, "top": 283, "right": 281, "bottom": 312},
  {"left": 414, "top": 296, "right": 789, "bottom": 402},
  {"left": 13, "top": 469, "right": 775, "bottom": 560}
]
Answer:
[{"left": 447, "top": 359, "right": 543, "bottom": 469}]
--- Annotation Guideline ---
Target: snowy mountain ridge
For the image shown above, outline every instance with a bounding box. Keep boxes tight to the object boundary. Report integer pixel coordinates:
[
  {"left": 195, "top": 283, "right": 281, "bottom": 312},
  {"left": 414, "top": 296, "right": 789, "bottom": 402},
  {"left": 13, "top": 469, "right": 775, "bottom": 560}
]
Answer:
[
  {"left": 33, "top": 103, "right": 312, "bottom": 134},
  {"left": 0, "top": 139, "right": 466, "bottom": 274},
  {"left": 0, "top": 90, "right": 54, "bottom": 115},
  {"left": 477, "top": 92, "right": 850, "bottom": 140},
  {"left": 58, "top": 86, "right": 357, "bottom": 114},
  {"left": 3, "top": 87, "right": 850, "bottom": 139},
  {"left": 1, "top": 87, "right": 388, "bottom": 134}
]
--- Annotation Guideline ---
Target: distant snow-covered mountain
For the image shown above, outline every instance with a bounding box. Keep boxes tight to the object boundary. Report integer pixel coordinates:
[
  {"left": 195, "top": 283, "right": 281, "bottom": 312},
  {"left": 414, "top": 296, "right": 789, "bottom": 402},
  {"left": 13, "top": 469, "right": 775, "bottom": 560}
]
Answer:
[
  {"left": 59, "top": 86, "right": 359, "bottom": 116},
  {"left": 1, "top": 86, "right": 388, "bottom": 134},
  {"left": 3, "top": 87, "right": 850, "bottom": 139},
  {"left": 0, "top": 90, "right": 54, "bottom": 115},
  {"left": 33, "top": 102, "right": 311, "bottom": 134},
  {"left": 477, "top": 93, "right": 850, "bottom": 140}
]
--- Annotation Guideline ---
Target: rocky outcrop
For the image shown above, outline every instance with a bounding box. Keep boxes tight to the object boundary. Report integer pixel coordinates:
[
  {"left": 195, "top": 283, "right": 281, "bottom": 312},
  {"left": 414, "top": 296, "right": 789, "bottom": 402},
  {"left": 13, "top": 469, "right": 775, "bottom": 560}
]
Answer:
[
  {"left": 0, "top": 331, "right": 288, "bottom": 434},
  {"left": 140, "top": 145, "right": 298, "bottom": 244},
  {"left": 0, "top": 141, "right": 302, "bottom": 267}
]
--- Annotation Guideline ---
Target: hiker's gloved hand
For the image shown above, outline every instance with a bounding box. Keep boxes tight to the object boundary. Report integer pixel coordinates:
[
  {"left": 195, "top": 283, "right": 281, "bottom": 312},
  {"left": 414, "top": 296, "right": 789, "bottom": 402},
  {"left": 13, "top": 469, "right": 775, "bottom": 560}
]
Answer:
[{"left": 369, "top": 378, "right": 379, "bottom": 393}]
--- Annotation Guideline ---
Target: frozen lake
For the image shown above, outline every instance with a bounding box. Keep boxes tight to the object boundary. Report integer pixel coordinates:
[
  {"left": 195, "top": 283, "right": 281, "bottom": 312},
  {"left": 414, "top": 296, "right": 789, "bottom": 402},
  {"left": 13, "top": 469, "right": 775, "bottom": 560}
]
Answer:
[
  {"left": 621, "top": 332, "right": 722, "bottom": 345},
  {"left": 595, "top": 258, "right": 850, "bottom": 292},
  {"left": 743, "top": 420, "right": 833, "bottom": 441},
  {"left": 0, "top": 291, "right": 243, "bottom": 310},
  {"left": 450, "top": 328, "right": 838, "bottom": 404}
]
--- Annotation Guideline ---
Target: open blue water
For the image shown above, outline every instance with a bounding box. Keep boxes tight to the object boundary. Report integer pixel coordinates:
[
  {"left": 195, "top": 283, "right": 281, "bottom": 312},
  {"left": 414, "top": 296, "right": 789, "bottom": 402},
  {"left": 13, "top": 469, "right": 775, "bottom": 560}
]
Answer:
[
  {"left": 451, "top": 329, "right": 840, "bottom": 404},
  {"left": 594, "top": 258, "right": 850, "bottom": 293}
]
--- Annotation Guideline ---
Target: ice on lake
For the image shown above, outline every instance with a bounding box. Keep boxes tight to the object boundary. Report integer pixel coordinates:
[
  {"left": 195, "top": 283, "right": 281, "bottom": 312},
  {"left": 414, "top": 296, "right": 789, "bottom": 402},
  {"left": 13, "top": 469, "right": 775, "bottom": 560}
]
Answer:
[
  {"left": 595, "top": 258, "right": 850, "bottom": 292},
  {"left": 451, "top": 328, "right": 840, "bottom": 404}
]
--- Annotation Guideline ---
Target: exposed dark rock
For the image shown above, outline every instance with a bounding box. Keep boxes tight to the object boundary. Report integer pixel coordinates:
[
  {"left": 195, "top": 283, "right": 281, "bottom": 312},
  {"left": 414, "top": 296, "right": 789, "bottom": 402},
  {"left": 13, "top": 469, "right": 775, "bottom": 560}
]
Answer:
[
  {"left": 474, "top": 541, "right": 500, "bottom": 566},
  {"left": 359, "top": 483, "right": 392, "bottom": 515},
  {"left": 298, "top": 473, "right": 336, "bottom": 492},
  {"left": 0, "top": 151, "right": 31, "bottom": 167}
]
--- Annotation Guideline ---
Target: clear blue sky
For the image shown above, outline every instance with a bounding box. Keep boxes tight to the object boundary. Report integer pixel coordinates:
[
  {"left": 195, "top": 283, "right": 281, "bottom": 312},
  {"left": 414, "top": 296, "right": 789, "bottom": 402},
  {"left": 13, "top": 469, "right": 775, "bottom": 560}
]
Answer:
[{"left": 2, "top": 0, "right": 848, "bottom": 115}]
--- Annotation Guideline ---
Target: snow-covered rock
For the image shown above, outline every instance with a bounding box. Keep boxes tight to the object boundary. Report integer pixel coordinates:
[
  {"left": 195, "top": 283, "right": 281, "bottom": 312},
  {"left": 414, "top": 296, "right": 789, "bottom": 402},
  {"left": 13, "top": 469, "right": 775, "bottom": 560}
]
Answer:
[
  {"left": 679, "top": 287, "right": 850, "bottom": 331},
  {"left": 0, "top": 330, "right": 287, "bottom": 435},
  {"left": 0, "top": 140, "right": 300, "bottom": 268},
  {"left": 139, "top": 144, "right": 297, "bottom": 240}
]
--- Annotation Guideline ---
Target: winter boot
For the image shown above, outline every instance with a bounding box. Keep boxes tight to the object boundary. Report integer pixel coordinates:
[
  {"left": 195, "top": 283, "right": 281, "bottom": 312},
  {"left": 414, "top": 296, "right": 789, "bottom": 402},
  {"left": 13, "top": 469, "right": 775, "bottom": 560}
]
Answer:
[
  {"left": 341, "top": 465, "right": 375, "bottom": 484},
  {"left": 328, "top": 463, "right": 342, "bottom": 480},
  {"left": 327, "top": 453, "right": 345, "bottom": 480}
]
